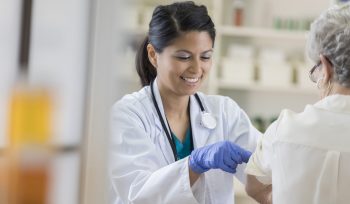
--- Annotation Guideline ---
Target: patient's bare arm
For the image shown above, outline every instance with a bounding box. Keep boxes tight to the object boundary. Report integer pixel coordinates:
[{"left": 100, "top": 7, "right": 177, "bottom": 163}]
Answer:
[{"left": 245, "top": 175, "right": 272, "bottom": 204}]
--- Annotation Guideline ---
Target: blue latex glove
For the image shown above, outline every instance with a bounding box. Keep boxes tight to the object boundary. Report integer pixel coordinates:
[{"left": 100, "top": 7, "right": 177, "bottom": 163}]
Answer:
[{"left": 189, "top": 141, "right": 252, "bottom": 174}]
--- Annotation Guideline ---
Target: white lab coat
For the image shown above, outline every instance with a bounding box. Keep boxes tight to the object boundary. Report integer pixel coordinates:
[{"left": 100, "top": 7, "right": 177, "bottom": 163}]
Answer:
[
  {"left": 110, "top": 80, "right": 260, "bottom": 204},
  {"left": 246, "top": 94, "right": 350, "bottom": 204}
]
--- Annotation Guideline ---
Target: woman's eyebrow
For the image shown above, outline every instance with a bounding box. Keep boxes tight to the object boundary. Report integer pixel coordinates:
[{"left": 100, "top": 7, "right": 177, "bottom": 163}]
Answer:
[
  {"left": 175, "top": 49, "right": 191, "bottom": 54},
  {"left": 202, "top": 49, "right": 213, "bottom": 54},
  {"left": 175, "top": 49, "right": 213, "bottom": 54}
]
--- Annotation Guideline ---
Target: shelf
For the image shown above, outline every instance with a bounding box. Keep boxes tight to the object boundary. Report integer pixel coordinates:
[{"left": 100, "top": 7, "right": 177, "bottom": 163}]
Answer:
[
  {"left": 0, "top": 144, "right": 80, "bottom": 155},
  {"left": 218, "top": 79, "right": 317, "bottom": 95},
  {"left": 122, "top": 26, "right": 308, "bottom": 41},
  {"left": 218, "top": 26, "right": 308, "bottom": 41},
  {"left": 123, "top": 26, "right": 308, "bottom": 41}
]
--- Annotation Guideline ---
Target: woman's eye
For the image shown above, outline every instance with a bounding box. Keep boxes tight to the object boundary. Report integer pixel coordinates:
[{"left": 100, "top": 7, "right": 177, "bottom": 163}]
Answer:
[
  {"left": 176, "top": 56, "right": 191, "bottom": 60},
  {"left": 201, "top": 56, "right": 211, "bottom": 60}
]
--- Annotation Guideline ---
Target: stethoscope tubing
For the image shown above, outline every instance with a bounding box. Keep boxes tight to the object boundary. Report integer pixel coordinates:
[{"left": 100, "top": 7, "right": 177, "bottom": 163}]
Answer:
[
  {"left": 150, "top": 80, "right": 204, "bottom": 161},
  {"left": 150, "top": 81, "right": 178, "bottom": 161}
]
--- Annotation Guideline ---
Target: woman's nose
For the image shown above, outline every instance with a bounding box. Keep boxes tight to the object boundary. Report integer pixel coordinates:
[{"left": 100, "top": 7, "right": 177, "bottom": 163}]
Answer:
[{"left": 190, "top": 58, "right": 202, "bottom": 73}]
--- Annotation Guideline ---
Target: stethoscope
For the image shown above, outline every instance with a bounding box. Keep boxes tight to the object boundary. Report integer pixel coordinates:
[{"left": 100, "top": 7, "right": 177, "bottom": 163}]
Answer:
[{"left": 150, "top": 80, "right": 216, "bottom": 161}]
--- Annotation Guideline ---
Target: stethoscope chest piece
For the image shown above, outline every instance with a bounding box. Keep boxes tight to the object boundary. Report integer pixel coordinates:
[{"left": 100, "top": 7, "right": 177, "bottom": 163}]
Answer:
[
  {"left": 151, "top": 80, "right": 217, "bottom": 161},
  {"left": 201, "top": 112, "right": 216, "bottom": 129}
]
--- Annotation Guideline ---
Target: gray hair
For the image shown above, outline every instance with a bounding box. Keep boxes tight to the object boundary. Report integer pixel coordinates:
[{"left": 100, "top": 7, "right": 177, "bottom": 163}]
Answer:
[{"left": 307, "top": 3, "right": 350, "bottom": 87}]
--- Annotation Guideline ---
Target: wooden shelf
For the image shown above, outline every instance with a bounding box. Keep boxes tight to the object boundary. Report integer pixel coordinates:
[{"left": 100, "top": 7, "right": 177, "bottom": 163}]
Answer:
[
  {"left": 218, "top": 26, "right": 308, "bottom": 41},
  {"left": 218, "top": 79, "right": 317, "bottom": 95}
]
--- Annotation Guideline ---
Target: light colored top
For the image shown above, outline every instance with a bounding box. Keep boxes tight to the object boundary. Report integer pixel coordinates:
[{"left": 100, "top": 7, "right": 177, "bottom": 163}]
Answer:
[
  {"left": 246, "top": 94, "right": 350, "bottom": 204},
  {"left": 109, "top": 79, "right": 260, "bottom": 204}
]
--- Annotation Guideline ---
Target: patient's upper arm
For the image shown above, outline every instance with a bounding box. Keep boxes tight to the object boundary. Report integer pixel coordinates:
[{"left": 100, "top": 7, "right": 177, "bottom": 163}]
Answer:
[
  {"left": 246, "top": 174, "right": 272, "bottom": 204},
  {"left": 245, "top": 120, "right": 279, "bottom": 183}
]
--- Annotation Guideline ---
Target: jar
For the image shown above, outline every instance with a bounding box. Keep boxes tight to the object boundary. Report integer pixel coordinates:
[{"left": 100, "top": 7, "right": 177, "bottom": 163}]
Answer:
[{"left": 233, "top": 0, "right": 245, "bottom": 26}]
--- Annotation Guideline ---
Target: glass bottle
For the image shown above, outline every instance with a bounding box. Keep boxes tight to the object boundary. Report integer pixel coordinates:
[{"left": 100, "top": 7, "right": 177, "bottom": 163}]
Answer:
[{"left": 233, "top": 0, "right": 245, "bottom": 26}]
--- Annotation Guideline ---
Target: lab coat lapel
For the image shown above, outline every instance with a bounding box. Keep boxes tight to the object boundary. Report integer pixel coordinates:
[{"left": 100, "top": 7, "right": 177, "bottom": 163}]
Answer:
[
  {"left": 190, "top": 94, "right": 211, "bottom": 148},
  {"left": 152, "top": 79, "right": 175, "bottom": 164}
]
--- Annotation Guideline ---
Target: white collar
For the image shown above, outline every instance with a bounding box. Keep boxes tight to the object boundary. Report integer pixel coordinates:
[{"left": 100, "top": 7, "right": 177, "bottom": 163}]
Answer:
[{"left": 314, "top": 94, "right": 350, "bottom": 114}]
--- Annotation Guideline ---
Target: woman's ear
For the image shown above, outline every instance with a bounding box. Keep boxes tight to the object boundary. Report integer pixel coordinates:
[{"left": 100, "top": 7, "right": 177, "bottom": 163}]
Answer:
[
  {"left": 319, "top": 54, "right": 333, "bottom": 82},
  {"left": 147, "top": 44, "right": 158, "bottom": 68}
]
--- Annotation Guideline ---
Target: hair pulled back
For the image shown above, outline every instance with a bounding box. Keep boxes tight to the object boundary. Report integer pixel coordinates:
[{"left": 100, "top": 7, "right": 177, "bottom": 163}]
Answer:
[{"left": 136, "top": 1, "right": 216, "bottom": 87}]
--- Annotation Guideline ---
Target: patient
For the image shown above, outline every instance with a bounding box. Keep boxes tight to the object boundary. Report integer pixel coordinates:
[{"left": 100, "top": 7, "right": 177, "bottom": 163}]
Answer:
[{"left": 245, "top": 3, "right": 350, "bottom": 204}]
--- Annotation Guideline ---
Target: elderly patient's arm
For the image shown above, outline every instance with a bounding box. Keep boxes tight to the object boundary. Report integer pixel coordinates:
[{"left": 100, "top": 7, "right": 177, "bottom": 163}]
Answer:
[{"left": 246, "top": 175, "right": 272, "bottom": 204}]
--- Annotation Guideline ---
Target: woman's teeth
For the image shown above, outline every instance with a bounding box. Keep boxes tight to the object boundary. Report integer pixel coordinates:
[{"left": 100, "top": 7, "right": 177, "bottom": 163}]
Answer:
[{"left": 181, "top": 77, "right": 200, "bottom": 83}]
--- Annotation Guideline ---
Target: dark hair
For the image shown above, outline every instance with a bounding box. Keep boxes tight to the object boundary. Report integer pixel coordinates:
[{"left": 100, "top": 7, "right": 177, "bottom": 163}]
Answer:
[{"left": 136, "top": 1, "right": 216, "bottom": 87}]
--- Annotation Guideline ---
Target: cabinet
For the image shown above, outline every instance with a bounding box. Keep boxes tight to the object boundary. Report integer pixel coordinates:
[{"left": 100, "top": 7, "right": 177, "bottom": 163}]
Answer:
[{"left": 209, "top": 0, "right": 336, "bottom": 132}]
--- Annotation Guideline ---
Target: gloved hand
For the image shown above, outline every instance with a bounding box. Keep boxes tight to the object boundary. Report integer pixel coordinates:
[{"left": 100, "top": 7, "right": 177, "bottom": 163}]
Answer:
[{"left": 189, "top": 141, "right": 252, "bottom": 174}]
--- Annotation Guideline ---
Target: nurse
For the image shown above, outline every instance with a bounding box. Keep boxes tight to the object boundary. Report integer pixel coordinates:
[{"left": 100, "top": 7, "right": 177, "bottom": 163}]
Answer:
[{"left": 110, "top": 1, "right": 260, "bottom": 204}]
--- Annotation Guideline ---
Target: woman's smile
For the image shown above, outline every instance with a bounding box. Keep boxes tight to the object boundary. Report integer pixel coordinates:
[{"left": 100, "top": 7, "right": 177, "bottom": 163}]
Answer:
[{"left": 180, "top": 75, "right": 202, "bottom": 86}]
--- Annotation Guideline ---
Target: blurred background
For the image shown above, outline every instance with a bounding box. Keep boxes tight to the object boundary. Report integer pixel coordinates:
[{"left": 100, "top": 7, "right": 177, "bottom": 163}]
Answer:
[
  {"left": 1, "top": 0, "right": 119, "bottom": 203},
  {"left": 0, "top": 0, "right": 348, "bottom": 203}
]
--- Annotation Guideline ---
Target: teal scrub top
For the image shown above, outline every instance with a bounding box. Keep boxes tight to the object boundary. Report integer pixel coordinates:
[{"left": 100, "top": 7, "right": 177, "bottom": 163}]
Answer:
[{"left": 172, "top": 128, "right": 193, "bottom": 160}]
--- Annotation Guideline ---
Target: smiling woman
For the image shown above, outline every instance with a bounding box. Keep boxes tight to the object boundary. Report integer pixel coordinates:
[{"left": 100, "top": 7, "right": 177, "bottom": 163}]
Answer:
[
  {"left": 110, "top": 1, "right": 261, "bottom": 204},
  {"left": 147, "top": 31, "right": 213, "bottom": 97}
]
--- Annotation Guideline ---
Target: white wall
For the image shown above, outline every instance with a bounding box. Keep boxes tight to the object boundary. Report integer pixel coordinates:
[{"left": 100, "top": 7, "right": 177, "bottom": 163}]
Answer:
[
  {"left": 82, "top": 0, "right": 120, "bottom": 203},
  {"left": 0, "top": 0, "right": 21, "bottom": 148}
]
